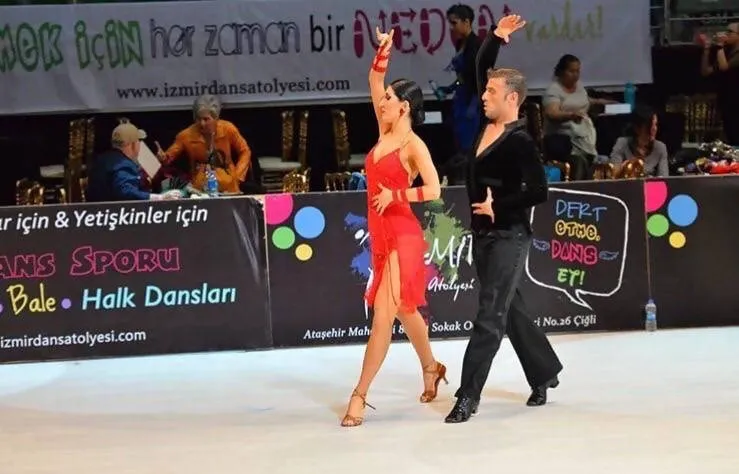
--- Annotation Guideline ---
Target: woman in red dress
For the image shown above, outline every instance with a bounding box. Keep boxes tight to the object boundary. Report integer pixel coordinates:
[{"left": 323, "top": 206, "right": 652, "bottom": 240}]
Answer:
[{"left": 341, "top": 28, "right": 445, "bottom": 427}]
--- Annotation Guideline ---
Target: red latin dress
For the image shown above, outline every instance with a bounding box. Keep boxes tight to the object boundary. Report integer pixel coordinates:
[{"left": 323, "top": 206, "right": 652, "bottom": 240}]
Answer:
[{"left": 364, "top": 146, "right": 428, "bottom": 315}]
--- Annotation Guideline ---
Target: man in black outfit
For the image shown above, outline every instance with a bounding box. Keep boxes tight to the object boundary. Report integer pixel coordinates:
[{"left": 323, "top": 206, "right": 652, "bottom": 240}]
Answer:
[
  {"left": 445, "top": 35, "right": 563, "bottom": 423},
  {"left": 700, "top": 23, "right": 739, "bottom": 145}
]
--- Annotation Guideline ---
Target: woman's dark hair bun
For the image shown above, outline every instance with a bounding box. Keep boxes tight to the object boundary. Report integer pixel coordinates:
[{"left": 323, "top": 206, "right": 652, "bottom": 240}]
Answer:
[
  {"left": 411, "top": 108, "right": 425, "bottom": 127},
  {"left": 390, "top": 78, "right": 425, "bottom": 127}
]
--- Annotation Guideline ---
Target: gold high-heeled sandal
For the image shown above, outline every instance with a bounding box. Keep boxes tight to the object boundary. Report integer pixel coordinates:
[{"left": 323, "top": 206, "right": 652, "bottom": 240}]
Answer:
[
  {"left": 340, "top": 389, "right": 375, "bottom": 427},
  {"left": 420, "top": 361, "right": 448, "bottom": 403}
]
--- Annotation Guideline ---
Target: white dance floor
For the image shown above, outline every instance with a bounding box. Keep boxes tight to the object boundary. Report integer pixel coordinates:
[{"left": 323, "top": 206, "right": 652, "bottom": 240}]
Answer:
[{"left": 1, "top": 327, "right": 737, "bottom": 474}]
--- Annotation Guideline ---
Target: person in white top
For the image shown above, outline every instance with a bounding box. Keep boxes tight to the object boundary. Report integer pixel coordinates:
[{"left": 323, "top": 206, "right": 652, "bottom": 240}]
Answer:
[{"left": 542, "top": 54, "right": 612, "bottom": 180}]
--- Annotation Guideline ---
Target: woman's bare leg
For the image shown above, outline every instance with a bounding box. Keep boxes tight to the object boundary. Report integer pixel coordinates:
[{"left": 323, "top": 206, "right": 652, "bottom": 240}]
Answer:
[
  {"left": 396, "top": 308, "right": 441, "bottom": 394},
  {"left": 343, "top": 252, "right": 399, "bottom": 422}
]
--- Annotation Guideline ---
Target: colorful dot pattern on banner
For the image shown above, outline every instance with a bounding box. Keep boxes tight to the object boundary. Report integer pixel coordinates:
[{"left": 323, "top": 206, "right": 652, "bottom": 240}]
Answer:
[
  {"left": 295, "top": 244, "right": 313, "bottom": 261},
  {"left": 265, "top": 194, "right": 326, "bottom": 261},
  {"left": 644, "top": 181, "right": 699, "bottom": 249}
]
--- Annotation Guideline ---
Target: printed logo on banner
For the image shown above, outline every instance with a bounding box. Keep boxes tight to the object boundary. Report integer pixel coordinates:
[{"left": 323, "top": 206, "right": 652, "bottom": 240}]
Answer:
[
  {"left": 525, "top": 188, "right": 627, "bottom": 310},
  {"left": 343, "top": 198, "right": 474, "bottom": 319},
  {"left": 644, "top": 180, "right": 699, "bottom": 249},
  {"left": 352, "top": 4, "right": 514, "bottom": 58},
  {"left": 265, "top": 194, "right": 326, "bottom": 261}
]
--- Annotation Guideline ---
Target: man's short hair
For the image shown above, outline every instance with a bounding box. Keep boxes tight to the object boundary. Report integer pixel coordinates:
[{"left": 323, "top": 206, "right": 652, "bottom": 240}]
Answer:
[
  {"left": 446, "top": 4, "right": 474, "bottom": 22},
  {"left": 487, "top": 67, "right": 527, "bottom": 106},
  {"left": 111, "top": 122, "right": 146, "bottom": 148}
]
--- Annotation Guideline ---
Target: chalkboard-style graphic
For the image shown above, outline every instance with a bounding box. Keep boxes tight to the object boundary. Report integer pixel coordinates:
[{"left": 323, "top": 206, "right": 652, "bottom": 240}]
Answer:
[
  {"left": 644, "top": 180, "right": 698, "bottom": 249},
  {"left": 526, "top": 188, "right": 629, "bottom": 309}
]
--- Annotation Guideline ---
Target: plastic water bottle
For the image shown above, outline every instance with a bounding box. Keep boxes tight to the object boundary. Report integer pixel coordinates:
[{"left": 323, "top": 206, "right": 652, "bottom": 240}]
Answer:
[
  {"left": 429, "top": 80, "right": 446, "bottom": 100},
  {"left": 645, "top": 298, "right": 657, "bottom": 332},
  {"left": 205, "top": 165, "right": 218, "bottom": 197},
  {"left": 624, "top": 82, "right": 636, "bottom": 111}
]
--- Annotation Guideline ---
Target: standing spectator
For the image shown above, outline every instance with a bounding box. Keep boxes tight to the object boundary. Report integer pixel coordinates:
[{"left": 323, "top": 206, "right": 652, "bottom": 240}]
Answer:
[
  {"left": 444, "top": 4, "right": 485, "bottom": 154},
  {"left": 699, "top": 23, "right": 739, "bottom": 145},
  {"left": 542, "top": 54, "right": 611, "bottom": 180}
]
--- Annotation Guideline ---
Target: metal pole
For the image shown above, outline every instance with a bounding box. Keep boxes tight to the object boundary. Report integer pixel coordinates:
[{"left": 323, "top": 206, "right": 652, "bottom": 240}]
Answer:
[{"left": 663, "top": 0, "right": 671, "bottom": 45}]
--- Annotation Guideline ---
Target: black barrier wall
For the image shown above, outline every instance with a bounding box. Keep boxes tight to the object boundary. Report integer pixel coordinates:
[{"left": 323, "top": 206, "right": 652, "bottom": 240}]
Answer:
[
  {"left": 520, "top": 180, "right": 650, "bottom": 333},
  {"left": 644, "top": 176, "right": 739, "bottom": 328},
  {"left": 0, "top": 197, "right": 270, "bottom": 363},
  {"left": 264, "top": 184, "right": 651, "bottom": 348},
  {"left": 2, "top": 177, "right": 737, "bottom": 363},
  {"left": 265, "top": 191, "right": 479, "bottom": 347}
]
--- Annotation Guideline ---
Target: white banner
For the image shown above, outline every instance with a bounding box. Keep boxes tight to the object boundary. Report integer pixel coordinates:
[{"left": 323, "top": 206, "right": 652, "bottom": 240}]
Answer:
[{"left": 0, "top": 0, "right": 652, "bottom": 115}]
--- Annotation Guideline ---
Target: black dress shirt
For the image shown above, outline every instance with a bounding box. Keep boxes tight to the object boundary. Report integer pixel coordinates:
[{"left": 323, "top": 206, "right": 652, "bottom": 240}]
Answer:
[{"left": 464, "top": 29, "right": 548, "bottom": 234}]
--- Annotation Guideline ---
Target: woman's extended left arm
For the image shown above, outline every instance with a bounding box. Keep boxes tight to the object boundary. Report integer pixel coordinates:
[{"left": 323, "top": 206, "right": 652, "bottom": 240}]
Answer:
[{"left": 397, "top": 139, "right": 441, "bottom": 203}]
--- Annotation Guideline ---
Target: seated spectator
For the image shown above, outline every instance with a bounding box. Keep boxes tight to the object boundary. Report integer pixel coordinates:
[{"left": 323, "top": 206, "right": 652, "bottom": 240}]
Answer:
[
  {"left": 157, "top": 94, "right": 251, "bottom": 194},
  {"left": 609, "top": 106, "right": 669, "bottom": 178},
  {"left": 87, "top": 122, "right": 174, "bottom": 202}
]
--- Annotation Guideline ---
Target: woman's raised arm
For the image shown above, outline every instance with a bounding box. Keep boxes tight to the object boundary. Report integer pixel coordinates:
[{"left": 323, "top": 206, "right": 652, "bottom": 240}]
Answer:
[{"left": 369, "top": 28, "right": 394, "bottom": 132}]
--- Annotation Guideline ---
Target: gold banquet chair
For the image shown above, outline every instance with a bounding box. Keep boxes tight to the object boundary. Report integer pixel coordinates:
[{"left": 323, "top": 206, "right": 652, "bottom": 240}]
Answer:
[
  {"left": 63, "top": 117, "right": 90, "bottom": 203},
  {"left": 331, "top": 109, "right": 365, "bottom": 171},
  {"left": 79, "top": 177, "right": 89, "bottom": 202},
  {"left": 617, "top": 159, "right": 646, "bottom": 179},
  {"left": 257, "top": 110, "right": 301, "bottom": 193},
  {"left": 667, "top": 94, "right": 723, "bottom": 145},
  {"left": 282, "top": 168, "right": 310, "bottom": 193},
  {"left": 324, "top": 172, "right": 352, "bottom": 191},
  {"left": 592, "top": 163, "right": 616, "bottom": 180},
  {"left": 524, "top": 101, "right": 545, "bottom": 149},
  {"left": 15, "top": 178, "right": 45, "bottom": 206},
  {"left": 546, "top": 161, "right": 571, "bottom": 181},
  {"left": 54, "top": 187, "right": 68, "bottom": 204}
]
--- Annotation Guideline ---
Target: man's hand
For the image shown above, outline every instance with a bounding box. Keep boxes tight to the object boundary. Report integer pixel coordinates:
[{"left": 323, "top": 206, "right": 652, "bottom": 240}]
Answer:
[
  {"left": 697, "top": 33, "right": 711, "bottom": 49},
  {"left": 494, "top": 14, "right": 526, "bottom": 43},
  {"left": 471, "top": 187, "right": 495, "bottom": 221}
]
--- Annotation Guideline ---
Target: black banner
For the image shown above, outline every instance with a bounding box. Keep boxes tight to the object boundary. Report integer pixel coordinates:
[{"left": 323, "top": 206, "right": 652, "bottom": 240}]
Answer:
[
  {"left": 265, "top": 189, "right": 479, "bottom": 347},
  {"left": 521, "top": 180, "right": 650, "bottom": 333},
  {"left": 646, "top": 176, "right": 739, "bottom": 328},
  {"left": 0, "top": 197, "right": 270, "bottom": 362},
  {"left": 3, "top": 176, "right": 733, "bottom": 361},
  {"left": 267, "top": 183, "right": 652, "bottom": 348}
]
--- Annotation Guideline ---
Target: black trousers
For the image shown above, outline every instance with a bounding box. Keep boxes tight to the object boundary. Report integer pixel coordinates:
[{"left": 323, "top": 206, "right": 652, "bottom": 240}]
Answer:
[{"left": 455, "top": 225, "right": 563, "bottom": 401}]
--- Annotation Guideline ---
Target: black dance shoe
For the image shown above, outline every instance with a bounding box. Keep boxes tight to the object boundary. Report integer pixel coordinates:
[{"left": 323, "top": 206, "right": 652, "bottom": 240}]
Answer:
[
  {"left": 526, "top": 376, "right": 560, "bottom": 407},
  {"left": 444, "top": 396, "right": 479, "bottom": 423}
]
